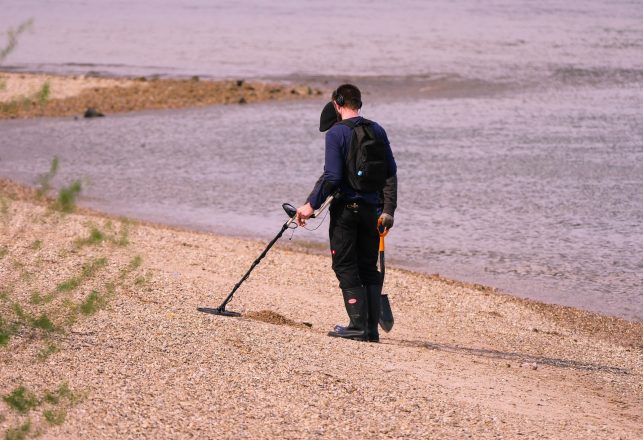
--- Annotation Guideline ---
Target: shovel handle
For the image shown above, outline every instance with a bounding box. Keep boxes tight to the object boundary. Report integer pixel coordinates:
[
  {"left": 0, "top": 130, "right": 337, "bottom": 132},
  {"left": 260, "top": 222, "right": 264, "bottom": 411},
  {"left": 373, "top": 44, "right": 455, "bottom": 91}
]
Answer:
[{"left": 377, "top": 218, "right": 389, "bottom": 251}]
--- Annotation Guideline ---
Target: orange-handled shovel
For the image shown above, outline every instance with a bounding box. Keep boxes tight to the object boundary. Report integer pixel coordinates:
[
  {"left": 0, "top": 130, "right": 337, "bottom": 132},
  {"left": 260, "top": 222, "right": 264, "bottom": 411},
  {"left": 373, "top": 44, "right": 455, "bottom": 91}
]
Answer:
[{"left": 378, "top": 220, "right": 394, "bottom": 332}]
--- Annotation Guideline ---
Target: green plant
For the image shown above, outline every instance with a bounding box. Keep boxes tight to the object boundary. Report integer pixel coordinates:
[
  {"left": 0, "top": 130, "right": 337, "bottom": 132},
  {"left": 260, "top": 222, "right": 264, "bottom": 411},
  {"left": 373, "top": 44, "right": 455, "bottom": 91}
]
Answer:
[
  {"left": 30, "top": 314, "right": 55, "bottom": 332},
  {"left": 134, "top": 275, "right": 146, "bottom": 286},
  {"left": 12, "top": 303, "right": 28, "bottom": 321},
  {"left": 29, "top": 291, "right": 54, "bottom": 305},
  {"left": 3, "top": 386, "right": 39, "bottom": 414},
  {"left": 4, "top": 419, "right": 31, "bottom": 440},
  {"left": 0, "top": 19, "right": 33, "bottom": 62},
  {"left": 119, "top": 255, "right": 142, "bottom": 280},
  {"left": 61, "top": 298, "right": 79, "bottom": 326},
  {"left": 79, "top": 290, "right": 106, "bottom": 316},
  {"left": 55, "top": 180, "right": 82, "bottom": 213},
  {"left": 45, "top": 383, "right": 82, "bottom": 406},
  {"left": 36, "top": 81, "right": 50, "bottom": 105},
  {"left": 30, "top": 239, "right": 43, "bottom": 250},
  {"left": 37, "top": 343, "right": 59, "bottom": 361},
  {"left": 109, "top": 218, "right": 131, "bottom": 246},
  {"left": 43, "top": 408, "right": 66, "bottom": 426},
  {"left": 74, "top": 226, "right": 105, "bottom": 247},
  {"left": 35, "top": 157, "right": 59, "bottom": 198},
  {"left": 55, "top": 276, "right": 80, "bottom": 292},
  {"left": 0, "top": 245, "right": 7, "bottom": 260},
  {"left": 82, "top": 257, "right": 108, "bottom": 277},
  {"left": 19, "top": 270, "right": 33, "bottom": 282},
  {"left": 129, "top": 255, "right": 142, "bottom": 271},
  {"left": 0, "top": 315, "right": 17, "bottom": 346},
  {"left": 0, "top": 196, "right": 9, "bottom": 216},
  {"left": 115, "top": 222, "right": 130, "bottom": 246},
  {"left": 56, "top": 257, "right": 108, "bottom": 292}
]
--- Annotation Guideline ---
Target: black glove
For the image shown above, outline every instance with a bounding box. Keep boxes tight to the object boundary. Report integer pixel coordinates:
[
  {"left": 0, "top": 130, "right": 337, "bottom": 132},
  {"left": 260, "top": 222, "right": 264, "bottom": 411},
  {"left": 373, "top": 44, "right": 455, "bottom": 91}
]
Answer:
[{"left": 379, "top": 213, "right": 394, "bottom": 229}]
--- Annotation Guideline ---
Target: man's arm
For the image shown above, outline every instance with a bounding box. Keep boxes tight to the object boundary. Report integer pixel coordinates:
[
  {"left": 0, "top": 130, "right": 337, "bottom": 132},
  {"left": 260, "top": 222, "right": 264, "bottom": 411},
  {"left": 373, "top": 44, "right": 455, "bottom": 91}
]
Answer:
[
  {"left": 382, "top": 174, "right": 397, "bottom": 217},
  {"left": 305, "top": 129, "right": 344, "bottom": 210},
  {"left": 379, "top": 125, "right": 397, "bottom": 228},
  {"left": 297, "top": 129, "right": 344, "bottom": 226}
]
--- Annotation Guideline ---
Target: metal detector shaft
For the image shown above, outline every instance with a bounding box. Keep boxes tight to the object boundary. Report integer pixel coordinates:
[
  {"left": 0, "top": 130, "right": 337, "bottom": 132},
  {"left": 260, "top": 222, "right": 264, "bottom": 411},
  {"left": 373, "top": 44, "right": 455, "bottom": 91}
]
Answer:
[
  {"left": 200, "top": 192, "right": 338, "bottom": 317},
  {"left": 215, "top": 217, "right": 295, "bottom": 312}
]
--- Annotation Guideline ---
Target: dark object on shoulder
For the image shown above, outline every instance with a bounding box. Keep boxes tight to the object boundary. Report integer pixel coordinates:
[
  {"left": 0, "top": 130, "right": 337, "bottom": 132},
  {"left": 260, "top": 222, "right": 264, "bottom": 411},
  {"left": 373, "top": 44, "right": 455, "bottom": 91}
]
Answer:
[
  {"left": 84, "top": 108, "right": 104, "bottom": 118},
  {"left": 319, "top": 101, "right": 338, "bottom": 132}
]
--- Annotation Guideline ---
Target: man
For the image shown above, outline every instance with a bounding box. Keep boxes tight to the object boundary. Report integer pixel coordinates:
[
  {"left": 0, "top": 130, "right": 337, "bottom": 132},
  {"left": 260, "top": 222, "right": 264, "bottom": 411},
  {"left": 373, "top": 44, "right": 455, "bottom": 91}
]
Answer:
[{"left": 295, "top": 84, "right": 397, "bottom": 342}]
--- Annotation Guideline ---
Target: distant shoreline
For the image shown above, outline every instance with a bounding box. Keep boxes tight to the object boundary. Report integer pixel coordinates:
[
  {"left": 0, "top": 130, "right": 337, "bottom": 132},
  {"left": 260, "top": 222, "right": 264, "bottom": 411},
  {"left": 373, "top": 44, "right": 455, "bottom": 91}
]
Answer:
[{"left": 0, "top": 70, "right": 324, "bottom": 119}]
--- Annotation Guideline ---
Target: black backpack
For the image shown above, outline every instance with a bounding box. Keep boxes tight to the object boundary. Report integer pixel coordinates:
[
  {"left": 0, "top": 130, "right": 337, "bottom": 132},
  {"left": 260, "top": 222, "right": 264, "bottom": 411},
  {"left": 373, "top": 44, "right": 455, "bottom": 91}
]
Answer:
[{"left": 339, "top": 118, "right": 388, "bottom": 192}]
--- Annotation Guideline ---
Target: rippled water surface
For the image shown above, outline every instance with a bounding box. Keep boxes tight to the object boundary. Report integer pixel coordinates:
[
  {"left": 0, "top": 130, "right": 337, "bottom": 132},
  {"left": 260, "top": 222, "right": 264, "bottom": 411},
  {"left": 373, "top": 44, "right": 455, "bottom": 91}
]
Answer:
[{"left": 1, "top": 0, "right": 642, "bottom": 320}]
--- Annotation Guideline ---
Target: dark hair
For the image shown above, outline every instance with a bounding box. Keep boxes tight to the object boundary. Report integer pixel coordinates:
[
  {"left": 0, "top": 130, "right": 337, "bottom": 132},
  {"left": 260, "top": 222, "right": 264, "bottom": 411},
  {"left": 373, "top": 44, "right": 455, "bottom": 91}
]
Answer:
[{"left": 332, "top": 84, "right": 362, "bottom": 110}]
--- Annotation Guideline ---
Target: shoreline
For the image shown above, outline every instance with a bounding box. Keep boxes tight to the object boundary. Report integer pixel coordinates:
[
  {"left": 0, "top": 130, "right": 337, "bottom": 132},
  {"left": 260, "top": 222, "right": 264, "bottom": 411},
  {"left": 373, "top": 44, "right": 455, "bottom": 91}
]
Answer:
[
  {"left": 2, "top": 176, "right": 640, "bottom": 327},
  {"left": 2, "top": 177, "right": 641, "bottom": 332},
  {"left": 0, "top": 71, "right": 324, "bottom": 119},
  {"left": 1, "top": 177, "right": 641, "bottom": 438}
]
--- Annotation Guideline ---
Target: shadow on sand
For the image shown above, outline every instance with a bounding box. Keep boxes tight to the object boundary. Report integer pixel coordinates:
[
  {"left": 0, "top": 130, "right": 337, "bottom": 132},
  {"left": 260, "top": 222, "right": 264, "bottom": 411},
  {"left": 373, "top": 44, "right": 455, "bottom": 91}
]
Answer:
[{"left": 385, "top": 338, "right": 629, "bottom": 375}]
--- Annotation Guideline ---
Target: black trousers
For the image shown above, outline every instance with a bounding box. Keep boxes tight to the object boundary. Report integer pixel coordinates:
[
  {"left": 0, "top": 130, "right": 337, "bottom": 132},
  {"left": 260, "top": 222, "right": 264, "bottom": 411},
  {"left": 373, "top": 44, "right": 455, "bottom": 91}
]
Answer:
[{"left": 329, "top": 200, "right": 381, "bottom": 289}]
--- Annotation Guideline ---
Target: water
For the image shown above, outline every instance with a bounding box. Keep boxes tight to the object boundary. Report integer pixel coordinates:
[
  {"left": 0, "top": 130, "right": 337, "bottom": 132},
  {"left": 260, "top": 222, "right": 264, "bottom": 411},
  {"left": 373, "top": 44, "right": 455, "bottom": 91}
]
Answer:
[{"left": 1, "top": 0, "right": 642, "bottom": 320}]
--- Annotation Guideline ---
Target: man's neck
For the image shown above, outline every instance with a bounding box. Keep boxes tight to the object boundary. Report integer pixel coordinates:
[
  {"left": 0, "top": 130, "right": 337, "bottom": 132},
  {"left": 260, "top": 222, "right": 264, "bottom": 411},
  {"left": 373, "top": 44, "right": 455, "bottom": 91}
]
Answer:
[{"left": 341, "top": 109, "right": 360, "bottom": 120}]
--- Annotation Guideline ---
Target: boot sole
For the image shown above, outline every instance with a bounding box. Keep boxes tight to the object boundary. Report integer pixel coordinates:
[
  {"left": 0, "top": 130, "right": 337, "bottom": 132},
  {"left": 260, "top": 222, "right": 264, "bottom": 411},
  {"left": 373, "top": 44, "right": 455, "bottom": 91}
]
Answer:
[{"left": 327, "top": 331, "right": 368, "bottom": 341}]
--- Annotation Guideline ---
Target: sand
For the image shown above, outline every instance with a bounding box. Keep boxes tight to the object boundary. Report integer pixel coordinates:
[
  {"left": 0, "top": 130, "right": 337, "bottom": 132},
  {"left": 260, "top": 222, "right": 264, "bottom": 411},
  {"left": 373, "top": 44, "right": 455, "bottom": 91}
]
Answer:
[
  {"left": 0, "top": 72, "right": 322, "bottom": 119},
  {"left": 0, "top": 178, "right": 641, "bottom": 439}
]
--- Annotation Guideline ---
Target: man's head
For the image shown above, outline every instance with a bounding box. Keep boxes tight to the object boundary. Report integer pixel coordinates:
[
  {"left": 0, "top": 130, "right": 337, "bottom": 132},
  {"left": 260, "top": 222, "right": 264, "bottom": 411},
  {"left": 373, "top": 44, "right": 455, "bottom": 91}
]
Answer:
[{"left": 332, "top": 84, "right": 362, "bottom": 110}]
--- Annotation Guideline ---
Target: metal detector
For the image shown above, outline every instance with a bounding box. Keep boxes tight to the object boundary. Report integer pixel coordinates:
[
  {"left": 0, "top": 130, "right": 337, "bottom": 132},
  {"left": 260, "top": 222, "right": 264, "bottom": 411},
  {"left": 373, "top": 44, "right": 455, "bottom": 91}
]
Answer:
[{"left": 197, "top": 194, "right": 335, "bottom": 317}]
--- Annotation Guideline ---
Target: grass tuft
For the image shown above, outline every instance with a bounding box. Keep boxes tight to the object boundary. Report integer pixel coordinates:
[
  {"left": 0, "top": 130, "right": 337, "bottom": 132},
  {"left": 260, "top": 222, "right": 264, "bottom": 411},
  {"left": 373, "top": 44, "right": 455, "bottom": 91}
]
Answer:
[
  {"left": 30, "top": 239, "right": 43, "bottom": 250},
  {"left": 3, "top": 386, "right": 39, "bottom": 414},
  {"left": 0, "top": 196, "right": 10, "bottom": 217},
  {"left": 55, "top": 180, "right": 82, "bottom": 213},
  {"left": 88, "top": 227, "right": 105, "bottom": 244},
  {"left": 56, "top": 257, "right": 108, "bottom": 292},
  {"left": 115, "top": 220, "right": 130, "bottom": 246},
  {"left": 37, "top": 343, "right": 59, "bottom": 361},
  {"left": 43, "top": 408, "right": 66, "bottom": 426},
  {"left": 29, "top": 291, "right": 54, "bottom": 305},
  {"left": 36, "top": 157, "right": 59, "bottom": 198},
  {"left": 12, "top": 303, "right": 28, "bottom": 321},
  {"left": 74, "top": 226, "right": 105, "bottom": 248},
  {"left": 82, "top": 257, "right": 108, "bottom": 277},
  {"left": 79, "top": 290, "right": 106, "bottom": 316},
  {"left": 37, "top": 81, "right": 50, "bottom": 105},
  {"left": 30, "top": 314, "right": 56, "bottom": 332},
  {"left": 55, "top": 276, "right": 80, "bottom": 292},
  {"left": 62, "top": 298, "right": 79, "bottom": 326},
  {"left": 128, "top": 255, "right": 142, "bottom": 271},
  {"left": 0, "top": 315, "right": 17, "bottom": 346},
  {"left": 48, "top": 383, "right": 82, "bottom": 405},
  {"left": 4, "top": 419, "right": 32, "bottom": 440},
  {"left": 0, "top": 245, "right": 7, "bottom": 260}
]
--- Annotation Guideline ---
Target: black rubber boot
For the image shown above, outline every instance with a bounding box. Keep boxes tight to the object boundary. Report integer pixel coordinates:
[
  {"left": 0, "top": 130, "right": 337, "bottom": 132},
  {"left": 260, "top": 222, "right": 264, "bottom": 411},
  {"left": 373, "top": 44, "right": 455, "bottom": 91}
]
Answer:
[
  {"left": 366, "top": 284, "right": 382, "bottom": 342},
  {"left": 328, "top": 286, "right": 368, "bottom": 341}
]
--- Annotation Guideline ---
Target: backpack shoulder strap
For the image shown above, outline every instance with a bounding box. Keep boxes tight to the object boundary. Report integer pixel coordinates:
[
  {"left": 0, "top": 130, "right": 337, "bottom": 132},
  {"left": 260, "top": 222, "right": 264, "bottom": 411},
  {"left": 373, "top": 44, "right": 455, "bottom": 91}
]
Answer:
[{"left": 338, "top": 118, "right": 372, "bottom": 128}]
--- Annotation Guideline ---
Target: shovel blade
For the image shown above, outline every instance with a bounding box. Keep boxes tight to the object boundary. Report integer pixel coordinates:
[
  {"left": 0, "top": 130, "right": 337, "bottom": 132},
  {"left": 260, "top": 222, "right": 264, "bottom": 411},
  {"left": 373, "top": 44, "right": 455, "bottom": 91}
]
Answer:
[{"left": 379, "top": 294, "right": 394, "bottom": 332}]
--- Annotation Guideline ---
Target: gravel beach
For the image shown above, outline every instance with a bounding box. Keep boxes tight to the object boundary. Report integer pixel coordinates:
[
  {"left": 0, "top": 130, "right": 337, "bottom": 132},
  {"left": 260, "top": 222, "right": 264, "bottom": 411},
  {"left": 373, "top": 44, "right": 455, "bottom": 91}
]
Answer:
[
  {"left": 0, "top": 72, "right": 322, "bottom": 119},
  {"left": 1, "top": 179, "right": 641, "bottom": 439}
]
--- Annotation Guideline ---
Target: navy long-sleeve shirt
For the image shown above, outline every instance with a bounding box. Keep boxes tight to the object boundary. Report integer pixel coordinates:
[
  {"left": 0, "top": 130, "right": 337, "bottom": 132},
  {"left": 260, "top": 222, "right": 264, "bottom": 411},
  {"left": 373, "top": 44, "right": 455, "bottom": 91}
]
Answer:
[{"left": 307, "top": 116, "right": 397, "bottom": 209}]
